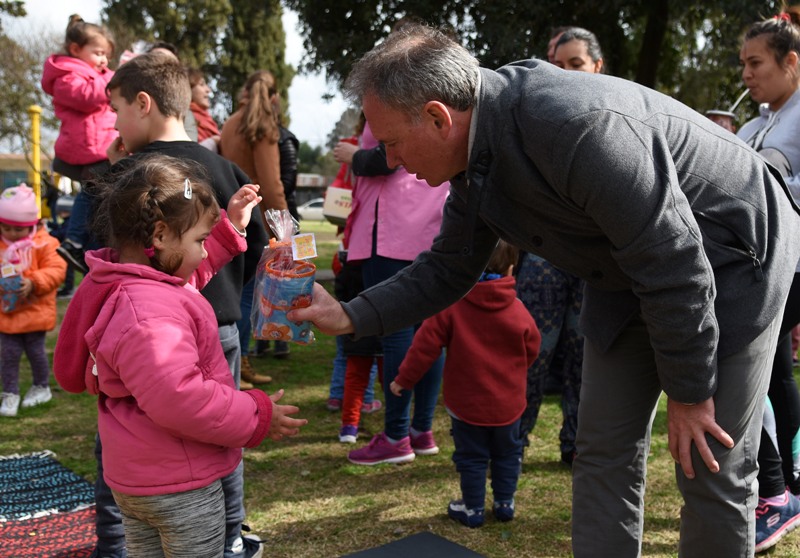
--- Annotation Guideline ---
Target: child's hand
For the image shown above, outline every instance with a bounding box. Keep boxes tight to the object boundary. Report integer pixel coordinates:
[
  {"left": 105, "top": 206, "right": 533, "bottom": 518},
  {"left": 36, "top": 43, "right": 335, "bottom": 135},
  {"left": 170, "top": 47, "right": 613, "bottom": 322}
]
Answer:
[
  {"left": 266, "top": 389, "right": 307, "bottom": 441},
  {"left": 106, "top": 137, "right": 128, "bottom": 165},
  {"left": 227, "top": 184, "right": 262, "bottom": 233},
  {"left": 18, "top": 278, "right": 33, "bottom": 298},
  {"left": 390, "top": 381, "right": 404, "bottom": 397}
]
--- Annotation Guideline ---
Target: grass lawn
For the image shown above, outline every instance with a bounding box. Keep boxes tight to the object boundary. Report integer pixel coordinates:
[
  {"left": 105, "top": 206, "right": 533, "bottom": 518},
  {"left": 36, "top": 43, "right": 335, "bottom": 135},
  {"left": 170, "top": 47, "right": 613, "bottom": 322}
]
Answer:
[{"left": 2, "top": 219, "right": 799, "bottom": 557}]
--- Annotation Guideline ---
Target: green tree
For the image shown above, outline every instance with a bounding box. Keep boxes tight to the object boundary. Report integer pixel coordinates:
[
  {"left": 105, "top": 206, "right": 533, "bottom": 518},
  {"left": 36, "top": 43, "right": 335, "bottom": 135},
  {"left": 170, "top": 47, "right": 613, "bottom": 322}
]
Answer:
[
  {"left": 102, "top": 0, "right": 231, "bottom": 68},
  {"left": 0, "top": 17, "right": 59, "bottom": 155},
  {"left": 285, "top": 0, "right": 781, "bottom": 122},
  {"left": 100, "top": 0, "right": 293, "bottom": 122},
  {"left": 216, "top": 0, "right": 294, "bottom": 117}
]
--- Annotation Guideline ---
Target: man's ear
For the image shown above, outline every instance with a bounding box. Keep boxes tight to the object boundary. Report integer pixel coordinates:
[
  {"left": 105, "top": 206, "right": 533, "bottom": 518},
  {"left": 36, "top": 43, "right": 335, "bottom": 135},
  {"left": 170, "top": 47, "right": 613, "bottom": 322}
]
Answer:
[
  {"left": 151, "top": 221, "right": 169, "bottom": 249},
  {"left": 423, "top": 101, "right": 453, "bottom": 137}
]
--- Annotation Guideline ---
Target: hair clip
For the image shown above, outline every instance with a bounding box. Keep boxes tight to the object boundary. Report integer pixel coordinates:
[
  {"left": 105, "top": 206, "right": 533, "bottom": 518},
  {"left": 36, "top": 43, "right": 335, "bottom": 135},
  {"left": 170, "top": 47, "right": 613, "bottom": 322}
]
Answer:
[
  {"left": 144, "top": 246, "right": 155, "bottom": 258},
  {"left": 774, "top": 12, "right": 791, "bottom": 22},
  {"left": 184, "top": 178, "right": 193, "bottom": 200}
]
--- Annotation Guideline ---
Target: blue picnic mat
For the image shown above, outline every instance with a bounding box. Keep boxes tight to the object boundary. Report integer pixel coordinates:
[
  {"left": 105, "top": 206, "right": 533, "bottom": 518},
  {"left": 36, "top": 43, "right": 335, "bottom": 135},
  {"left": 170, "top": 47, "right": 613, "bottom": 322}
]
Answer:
[{"left": 0, "top": 450, "right": 94, "bottom": 521}]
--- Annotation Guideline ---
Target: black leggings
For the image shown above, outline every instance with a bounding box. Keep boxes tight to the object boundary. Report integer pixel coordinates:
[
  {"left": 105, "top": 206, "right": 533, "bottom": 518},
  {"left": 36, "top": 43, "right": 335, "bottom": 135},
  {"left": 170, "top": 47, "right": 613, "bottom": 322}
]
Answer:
[{"left": 758, "top": 271, "right": 800, "bottom": 497}]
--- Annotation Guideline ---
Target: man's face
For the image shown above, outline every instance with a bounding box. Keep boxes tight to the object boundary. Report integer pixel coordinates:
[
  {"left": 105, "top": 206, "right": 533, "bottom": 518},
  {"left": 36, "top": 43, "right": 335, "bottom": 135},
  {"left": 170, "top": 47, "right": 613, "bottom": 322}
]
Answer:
[
  {"left": 109, "top": 88, "right": 148, "bottom": 154},
  {"left": 362, "top": 94, "right": 455, "bottom": 187}
]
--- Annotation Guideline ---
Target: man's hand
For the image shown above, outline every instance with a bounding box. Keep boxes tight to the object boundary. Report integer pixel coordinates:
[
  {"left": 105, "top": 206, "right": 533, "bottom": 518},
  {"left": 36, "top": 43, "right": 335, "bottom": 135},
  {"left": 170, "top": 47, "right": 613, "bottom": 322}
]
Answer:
[
  {"left": 287, "top": 283, "right": 354, "bottom": 336},
  {"left": 667, "top": 397, "right": 734, "bottom": 479}
]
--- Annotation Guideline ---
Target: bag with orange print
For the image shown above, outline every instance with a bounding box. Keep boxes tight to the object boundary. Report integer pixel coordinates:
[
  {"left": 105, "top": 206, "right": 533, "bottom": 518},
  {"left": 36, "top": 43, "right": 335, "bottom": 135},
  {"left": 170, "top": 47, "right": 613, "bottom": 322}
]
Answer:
[{"left": 251, "top": 209, "right": 316, "bottom": 345}]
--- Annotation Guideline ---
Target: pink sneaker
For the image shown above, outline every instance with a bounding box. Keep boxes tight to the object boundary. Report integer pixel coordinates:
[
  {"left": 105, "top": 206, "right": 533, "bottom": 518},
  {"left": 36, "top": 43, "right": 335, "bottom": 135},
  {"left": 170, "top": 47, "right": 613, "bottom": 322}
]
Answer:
[
  {"left": 361, "top": 400, "right": 383, "bottom": 414},
  {"left": 348, "top": 433, "right": 415, "bottom": 465},
  {"left": 326, "top": 398, "right": 341, "bottom": 412},
  {"left": 410, "top": 430, "right": 439, "bottom": 456}
]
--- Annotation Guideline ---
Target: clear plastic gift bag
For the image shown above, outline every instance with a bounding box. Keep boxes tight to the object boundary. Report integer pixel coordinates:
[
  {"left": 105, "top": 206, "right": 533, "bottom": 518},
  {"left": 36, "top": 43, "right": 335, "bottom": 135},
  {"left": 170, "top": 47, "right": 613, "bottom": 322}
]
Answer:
[
  {"left": 251, "top": 209, "right": 316, "bottom": 345},
  {"left": 0, "top": 238, "right": 35, "bottom": 313}
]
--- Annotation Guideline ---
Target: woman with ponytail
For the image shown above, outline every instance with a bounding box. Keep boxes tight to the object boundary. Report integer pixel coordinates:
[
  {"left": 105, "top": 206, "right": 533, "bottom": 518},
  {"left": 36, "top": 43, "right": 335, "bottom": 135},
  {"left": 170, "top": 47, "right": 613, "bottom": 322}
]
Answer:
[
  {"left": 738, "top": 11, "right": 800, "bottom": 552},
  {"left": 219, "top": 70, "right": 287, "bottom": 218}
]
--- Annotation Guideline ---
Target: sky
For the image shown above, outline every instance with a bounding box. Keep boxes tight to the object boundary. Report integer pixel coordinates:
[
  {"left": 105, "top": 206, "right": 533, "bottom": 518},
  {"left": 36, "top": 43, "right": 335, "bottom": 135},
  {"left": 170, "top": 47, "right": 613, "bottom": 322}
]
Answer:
[{"left": 4, "top": 0, "right": 349, "bottom": 148}]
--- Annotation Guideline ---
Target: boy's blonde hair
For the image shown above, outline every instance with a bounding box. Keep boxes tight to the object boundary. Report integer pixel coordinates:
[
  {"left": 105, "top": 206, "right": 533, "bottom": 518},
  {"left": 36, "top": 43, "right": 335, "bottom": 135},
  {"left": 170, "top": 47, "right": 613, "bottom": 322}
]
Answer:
[{"left": 106, "top": 52, "right": 191, "bottom": 118}]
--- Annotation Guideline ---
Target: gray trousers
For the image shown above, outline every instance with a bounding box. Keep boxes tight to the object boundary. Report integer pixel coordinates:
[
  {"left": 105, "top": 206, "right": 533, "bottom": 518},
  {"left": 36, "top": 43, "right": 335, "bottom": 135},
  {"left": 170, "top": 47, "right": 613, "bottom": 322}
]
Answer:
[
  {"left": 113, "top": 480, "right": 225, "bottom": 558},
  {"left": 572, "top": 313, "right": 781, "bottom": 557}
]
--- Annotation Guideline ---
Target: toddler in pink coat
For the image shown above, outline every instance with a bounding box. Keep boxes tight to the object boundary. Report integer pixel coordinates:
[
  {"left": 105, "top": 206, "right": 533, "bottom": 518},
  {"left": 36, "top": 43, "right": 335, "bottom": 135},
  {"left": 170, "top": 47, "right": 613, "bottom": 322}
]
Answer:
[
  {"left": 41, "top": 14, "right": 117, "bottom": 170},
  {"left": 54, "top": 154, "right": 306, "bottom": 557}
]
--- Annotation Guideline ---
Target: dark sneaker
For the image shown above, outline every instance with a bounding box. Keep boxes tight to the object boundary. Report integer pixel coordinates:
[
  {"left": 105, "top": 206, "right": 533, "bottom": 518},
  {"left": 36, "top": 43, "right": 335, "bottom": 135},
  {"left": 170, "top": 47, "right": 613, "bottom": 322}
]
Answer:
[
  {"left": 755, "top": 490, "right": 800, "bottom": 553},
  {"left": 410, "top": 430, "right": 439, "bottom": 455},
  {"left": 339, "top": 424, "right": 359, "bottom": 443},
  {"left": 492, "top": 499, "right": 515, "bottom": 522},
  {"left": 448, "top": 499, "right": 485, "bottom": 528},
  {"left": 348, "top": 432, "right": 415, "bottom": 465},
  {"left": 273, "top": 341, "right": 290, "bottom": 359},
  {"left": 57, "top": 239, "right": 88, "bottom": 274},
  {"left": 241, "top": 534, "right": 263, "bottom": 558}
]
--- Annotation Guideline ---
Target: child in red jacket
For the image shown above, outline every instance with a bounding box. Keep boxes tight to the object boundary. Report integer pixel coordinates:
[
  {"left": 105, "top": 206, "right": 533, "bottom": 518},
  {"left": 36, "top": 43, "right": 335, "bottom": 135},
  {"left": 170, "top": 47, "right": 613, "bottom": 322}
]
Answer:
[{"left": 391, "top": 240, "right": 540, "bottom": 527}]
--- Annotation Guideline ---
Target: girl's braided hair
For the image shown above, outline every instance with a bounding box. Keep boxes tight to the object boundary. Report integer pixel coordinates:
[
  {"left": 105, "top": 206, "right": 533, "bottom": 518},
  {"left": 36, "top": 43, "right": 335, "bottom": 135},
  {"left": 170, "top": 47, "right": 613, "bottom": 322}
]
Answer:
[{"left": 93, "top": 153, "right": 219, "bottom": 274}]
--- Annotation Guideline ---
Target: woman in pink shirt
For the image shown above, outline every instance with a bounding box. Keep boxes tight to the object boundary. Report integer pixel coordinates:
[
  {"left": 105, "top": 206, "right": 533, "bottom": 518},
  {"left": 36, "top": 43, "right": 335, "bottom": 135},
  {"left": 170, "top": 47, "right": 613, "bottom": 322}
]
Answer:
[{"left": 333, "top": 121, "right": 449, "bottom": 465}]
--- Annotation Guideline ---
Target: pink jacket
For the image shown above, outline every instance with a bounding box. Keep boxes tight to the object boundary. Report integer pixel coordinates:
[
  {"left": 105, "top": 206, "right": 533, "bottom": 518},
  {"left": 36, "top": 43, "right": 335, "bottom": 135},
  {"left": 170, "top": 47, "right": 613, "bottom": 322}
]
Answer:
[
  {"left": 54, "top": 217, "right": 272, "bottom": 496},
  {"left": 41, "top": 54, "right": 118, "bottom": 165},
  {"left": 346, "top": 123, "right": 450, "bottom": 262}
]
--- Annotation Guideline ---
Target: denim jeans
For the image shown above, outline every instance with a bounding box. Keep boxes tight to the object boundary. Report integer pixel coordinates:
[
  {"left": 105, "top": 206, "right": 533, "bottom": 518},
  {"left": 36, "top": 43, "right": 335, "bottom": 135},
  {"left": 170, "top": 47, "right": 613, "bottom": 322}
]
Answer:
[{"left": 362, "top": 255, "right": 443, "bottom": 440}]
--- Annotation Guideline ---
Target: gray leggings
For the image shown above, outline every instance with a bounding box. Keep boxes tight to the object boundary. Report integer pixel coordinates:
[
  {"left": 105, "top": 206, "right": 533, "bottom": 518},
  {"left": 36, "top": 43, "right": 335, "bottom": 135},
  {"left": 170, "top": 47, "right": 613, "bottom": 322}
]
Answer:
[{"left": 112, "top": 480, "right": 225, "bottom": 558}]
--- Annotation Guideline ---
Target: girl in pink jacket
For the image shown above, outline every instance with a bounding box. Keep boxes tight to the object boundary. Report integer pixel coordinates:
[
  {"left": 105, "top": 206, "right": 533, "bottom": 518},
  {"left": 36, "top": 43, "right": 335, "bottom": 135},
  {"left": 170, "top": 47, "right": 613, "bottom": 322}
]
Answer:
[
  {"left": 54, "top": 154, "right": 306, "bottom": 557},
  {"left": 41, "top": 15, "right": 117, "bottom": 170}
]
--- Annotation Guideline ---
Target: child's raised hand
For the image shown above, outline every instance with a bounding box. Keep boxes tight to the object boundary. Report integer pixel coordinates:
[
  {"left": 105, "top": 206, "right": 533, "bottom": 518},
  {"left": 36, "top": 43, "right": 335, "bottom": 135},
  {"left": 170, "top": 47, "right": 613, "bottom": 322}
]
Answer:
[
  {"left": 106, "top": 137, "right": 128, "bottom": 165},
  {"left": 266, "top": 388, "right": 307, "bottom": 441},
  {"left": 390, "top": 381, "right": 404, "bottom": 397},
  {"left": 227, "top": 184, "right": 262, "bottom": 233}
]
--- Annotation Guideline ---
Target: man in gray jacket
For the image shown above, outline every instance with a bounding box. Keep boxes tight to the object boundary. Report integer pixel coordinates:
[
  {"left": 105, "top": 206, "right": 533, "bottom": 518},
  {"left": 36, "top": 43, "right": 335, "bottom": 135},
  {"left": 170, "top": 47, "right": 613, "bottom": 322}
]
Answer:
[{"left": 292, "top": 24, "right": 800, "bottom": 556}]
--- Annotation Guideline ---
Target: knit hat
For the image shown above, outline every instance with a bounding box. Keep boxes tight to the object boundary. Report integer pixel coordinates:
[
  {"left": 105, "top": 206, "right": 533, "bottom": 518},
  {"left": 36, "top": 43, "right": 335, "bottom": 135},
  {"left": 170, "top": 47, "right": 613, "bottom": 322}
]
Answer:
[{"left": 0, "top": 184, "right": 40, "bottom": 227}]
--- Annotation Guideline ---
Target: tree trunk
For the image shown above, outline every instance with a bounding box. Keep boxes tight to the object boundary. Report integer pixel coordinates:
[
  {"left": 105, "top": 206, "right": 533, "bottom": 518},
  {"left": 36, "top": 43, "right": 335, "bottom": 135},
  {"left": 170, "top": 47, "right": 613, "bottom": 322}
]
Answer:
[{"left": 635, "top": 0, "right": 669, "bottom": 88}]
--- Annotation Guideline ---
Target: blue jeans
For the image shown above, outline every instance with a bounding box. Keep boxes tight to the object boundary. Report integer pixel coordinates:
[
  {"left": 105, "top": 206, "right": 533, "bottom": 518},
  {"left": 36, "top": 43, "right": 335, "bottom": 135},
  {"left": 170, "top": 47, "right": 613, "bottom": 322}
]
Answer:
[
  {"left": 362, "top": 255, "right": 443, "bottom": 440},
  {"left": 330, "top": 334, "right": 377, "bottom": 404},
  {"left": 450, "top": 416, "right": 524, "bottom": 509}
]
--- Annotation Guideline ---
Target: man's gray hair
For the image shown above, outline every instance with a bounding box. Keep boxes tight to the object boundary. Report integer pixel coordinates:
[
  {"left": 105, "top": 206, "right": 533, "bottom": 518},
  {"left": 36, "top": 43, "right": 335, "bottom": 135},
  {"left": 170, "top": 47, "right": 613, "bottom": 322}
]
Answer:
[{"left": 344, "top": 24, "right": 479, "bottom": 121}]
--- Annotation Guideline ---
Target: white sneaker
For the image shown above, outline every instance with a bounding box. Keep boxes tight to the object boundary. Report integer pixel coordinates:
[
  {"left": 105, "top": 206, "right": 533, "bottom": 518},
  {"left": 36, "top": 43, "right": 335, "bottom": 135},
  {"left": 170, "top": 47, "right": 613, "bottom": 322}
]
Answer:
[
  {"left": 0, "top": 392, "right": 20, "bottom": 416},
  {"left": 21, "top": 385, "right": 52, "bottom": 408}
]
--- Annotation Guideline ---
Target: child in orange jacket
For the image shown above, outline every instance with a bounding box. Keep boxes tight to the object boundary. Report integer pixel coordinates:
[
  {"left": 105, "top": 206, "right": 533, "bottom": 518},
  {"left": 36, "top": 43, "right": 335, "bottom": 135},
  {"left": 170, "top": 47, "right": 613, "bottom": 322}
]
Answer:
[{"left": 0, "top": 185, "right": 66, "bottom": 416}]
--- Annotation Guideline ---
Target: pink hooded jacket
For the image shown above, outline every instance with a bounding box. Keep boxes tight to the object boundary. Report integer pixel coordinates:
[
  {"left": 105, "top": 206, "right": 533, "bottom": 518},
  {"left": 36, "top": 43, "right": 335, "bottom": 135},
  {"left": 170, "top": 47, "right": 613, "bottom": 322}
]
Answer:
[
  {"left": 41, "top": 54, "right": 117, "bottom": 165},
  {"left": 346, "top": 122, "right": 450, "bottom": 262},
  {"left": 54, "top": 217, "right": 272, "bottom": 496}
]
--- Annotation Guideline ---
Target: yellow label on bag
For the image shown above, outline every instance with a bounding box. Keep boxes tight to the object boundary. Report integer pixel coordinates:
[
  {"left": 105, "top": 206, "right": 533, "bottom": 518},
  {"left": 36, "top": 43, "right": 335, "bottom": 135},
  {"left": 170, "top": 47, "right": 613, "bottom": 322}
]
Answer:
[{"left": 292, "top": 233, "right": 317, "bottom": 260}]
